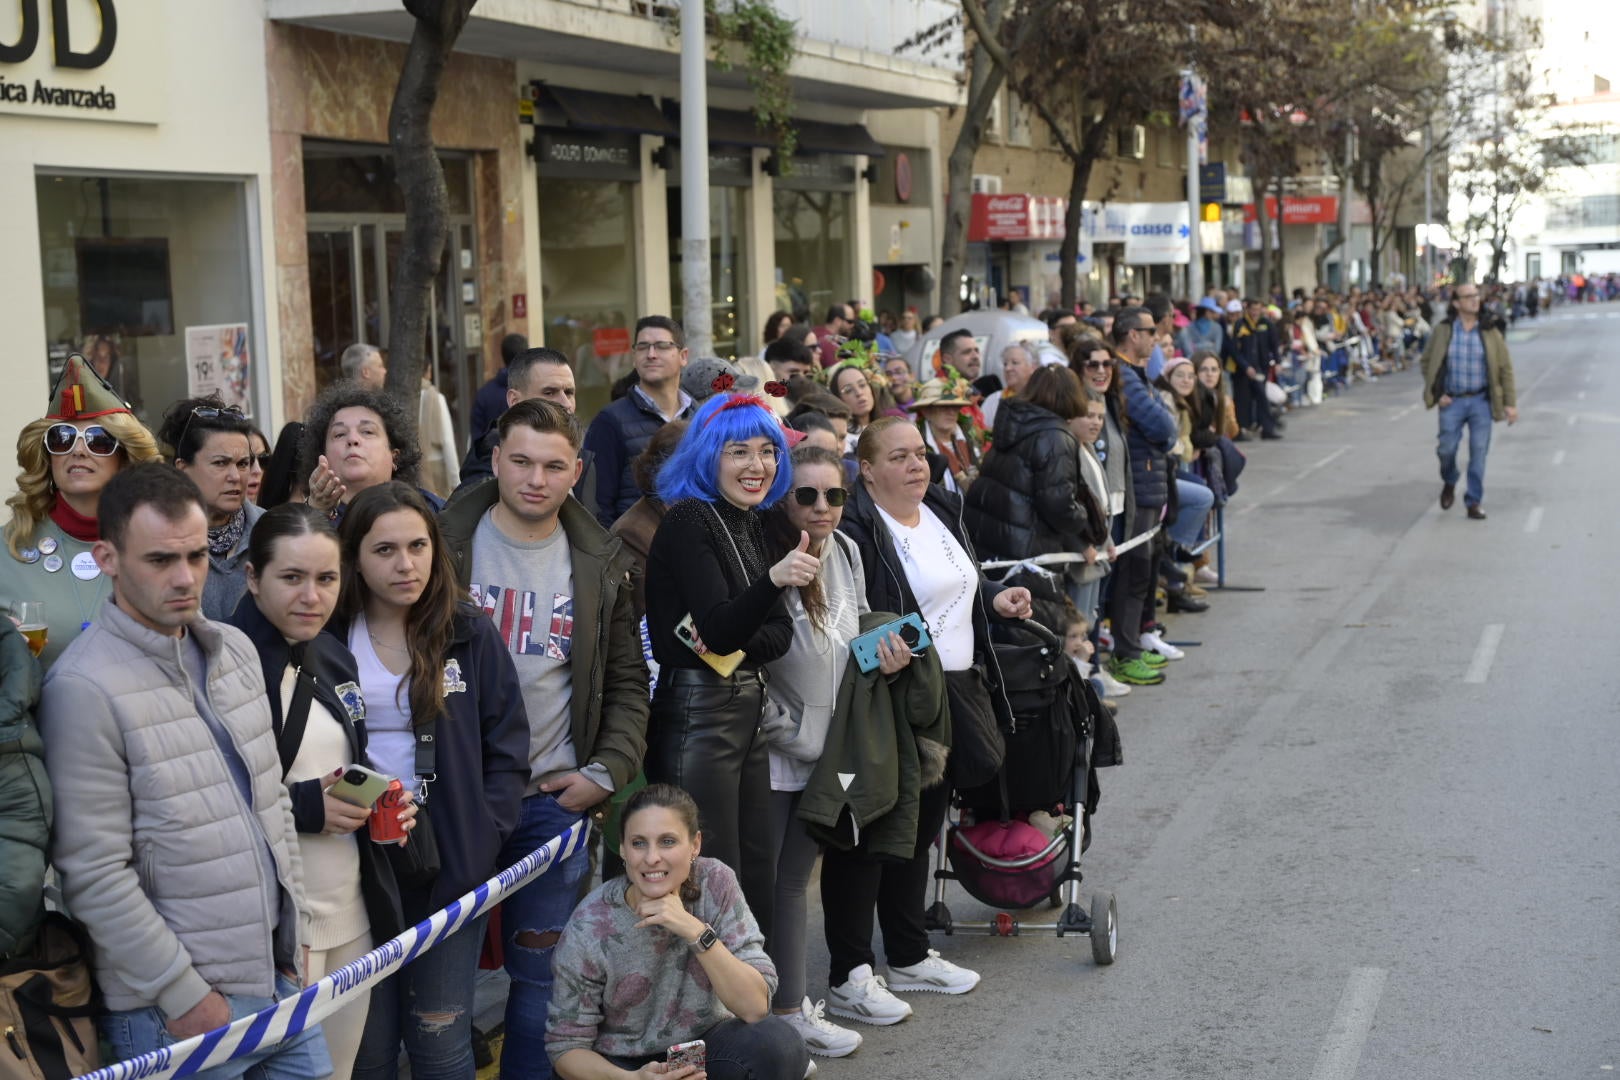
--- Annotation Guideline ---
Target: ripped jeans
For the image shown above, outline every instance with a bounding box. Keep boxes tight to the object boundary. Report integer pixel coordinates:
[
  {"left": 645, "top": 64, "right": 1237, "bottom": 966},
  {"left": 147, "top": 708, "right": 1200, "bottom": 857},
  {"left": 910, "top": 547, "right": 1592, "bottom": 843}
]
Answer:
[
  {"left": 497, "top": 791, "right": 589, "bottom": 1079},
  {"left": 350, "top": 912, "right": 489, "bottom": 1080}
]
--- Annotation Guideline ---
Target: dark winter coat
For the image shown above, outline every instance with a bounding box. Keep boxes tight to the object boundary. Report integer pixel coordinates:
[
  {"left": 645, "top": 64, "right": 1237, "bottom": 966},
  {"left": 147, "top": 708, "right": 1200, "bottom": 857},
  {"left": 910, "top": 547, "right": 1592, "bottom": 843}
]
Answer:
[
  {"left": 964, "top": 397, "right": 1106, "bottom": 561},
  {"left": 1114, "top": 363, "right": 1179, "bottom": 510},
  {"left": 225, "top": 598, "right": 404, "bottom": 943},
  {"left": 0, "top": 620, "right": 46, "bottom": 957},
  {"left": 327, "top": 605, "right": 529, "bottom": 919},
  {"left": 582, "top": 392, "right": 694, "bottom": 528}
]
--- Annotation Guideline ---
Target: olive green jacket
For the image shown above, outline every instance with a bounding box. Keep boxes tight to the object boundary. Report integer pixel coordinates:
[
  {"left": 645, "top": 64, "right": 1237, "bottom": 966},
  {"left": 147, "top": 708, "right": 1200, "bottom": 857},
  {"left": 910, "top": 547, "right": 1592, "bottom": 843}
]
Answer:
[
  {"left": 1421, "top": 318, "right": 1517, "bottom": 422},
  {"left": 0, "top": 620, "right": 47, "bottom": 957}
]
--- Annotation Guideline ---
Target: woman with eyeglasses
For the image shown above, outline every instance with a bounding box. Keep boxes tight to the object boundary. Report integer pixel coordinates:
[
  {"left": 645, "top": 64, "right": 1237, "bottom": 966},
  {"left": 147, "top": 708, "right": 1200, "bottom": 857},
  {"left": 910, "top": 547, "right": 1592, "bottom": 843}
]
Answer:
[
  {"left": 757, "top": 445, "right": 906, "bottom": 1060},
  {"left": 0, "top": 355, "right": 161, "bottom": 670},
  {"left": 643, "top": 392, "right": 815, "bottom": 944},
  {"left": 157, "top": 394, "right": 262, "bottom": 620},
  {"left": 300, "top": 384, "right": 440, "bottom": 526}
]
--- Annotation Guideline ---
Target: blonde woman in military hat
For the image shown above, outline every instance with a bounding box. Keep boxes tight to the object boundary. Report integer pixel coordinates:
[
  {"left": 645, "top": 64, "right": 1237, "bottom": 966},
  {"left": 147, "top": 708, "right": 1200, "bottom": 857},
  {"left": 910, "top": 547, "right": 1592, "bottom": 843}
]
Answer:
[{"left": 0, "top": 355, "right": 161, "bottom": 669}]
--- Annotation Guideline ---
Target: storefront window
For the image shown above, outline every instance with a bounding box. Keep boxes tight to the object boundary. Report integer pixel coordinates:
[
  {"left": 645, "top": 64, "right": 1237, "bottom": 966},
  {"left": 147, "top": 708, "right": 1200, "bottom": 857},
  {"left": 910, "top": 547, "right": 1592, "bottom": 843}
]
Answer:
[
  {"left": 36, "top": 174, "right": 256, "bottom": 425},
  {"left": 773, "top": 156, "right": 855, "bottom": 318},
  {"left": 669, "top": 149, "right": 751, "bottom": 361},
  {"left": 538, "top": 174, "right": 639, "bottom": 423}
]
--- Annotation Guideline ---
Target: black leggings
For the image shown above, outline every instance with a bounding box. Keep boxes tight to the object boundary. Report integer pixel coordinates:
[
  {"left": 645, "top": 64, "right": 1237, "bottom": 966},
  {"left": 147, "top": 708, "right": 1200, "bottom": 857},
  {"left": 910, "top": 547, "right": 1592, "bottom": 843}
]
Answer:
[
  {"left": 602, "top": 1017, "right": 808, "bottom": 1080},
  {"left": 1108, "top": 505, "right": 1161, "bottom": 660},
  {"left": 646, "top": 667, "right": 776, "bottom": 945},
  {"left": 819, "top": 781, "right": 951, "bottom": 987}
]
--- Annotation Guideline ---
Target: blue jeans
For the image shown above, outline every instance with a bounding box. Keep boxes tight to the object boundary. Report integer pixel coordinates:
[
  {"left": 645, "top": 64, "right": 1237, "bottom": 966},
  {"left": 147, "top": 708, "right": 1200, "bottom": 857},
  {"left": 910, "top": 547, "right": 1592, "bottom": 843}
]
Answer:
[
  {"left": 497, "top": 792, "right": 589, "bottom": 1080},
  {"left": 1168, "top": 475, "right": 1215, "bottom": 549},
  {"left": 99, "top": 973, "right": 333, "bottom": 1080},
  {"left": 1437, "top": 393, "right": 1493, "bottom": 507},
  {"left": 351, "top": 913, "right": 489, "bottom": 1080}
]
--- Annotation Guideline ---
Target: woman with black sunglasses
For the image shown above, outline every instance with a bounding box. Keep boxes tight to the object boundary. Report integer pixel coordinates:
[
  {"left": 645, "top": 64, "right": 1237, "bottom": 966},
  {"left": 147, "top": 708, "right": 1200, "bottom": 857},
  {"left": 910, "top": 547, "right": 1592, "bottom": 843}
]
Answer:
[
  {"left": 0, "top": 355, "right": 161, "bottom": 670},
  {"left": 757, "top": 445, "right": 911, "bottom": 1061},
  {"left": 157, "top": 394, "right": 262, "bottom": 620}
]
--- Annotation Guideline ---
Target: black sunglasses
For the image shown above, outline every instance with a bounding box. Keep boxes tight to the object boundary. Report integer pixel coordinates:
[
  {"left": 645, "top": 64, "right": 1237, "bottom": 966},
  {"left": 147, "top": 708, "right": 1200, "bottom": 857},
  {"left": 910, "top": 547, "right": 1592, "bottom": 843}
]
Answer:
[
  {"left": 253, "top": 453, "right": 273, "bottom": 469},
  {"left": 1081, "top": 359, "right": 1112, "bottom": 371},
  {"left": 178, "top": 404, "right": 246, "bottom": 454},
  {"left": 792, "top": 486, "right": 847, "bottom": 507},
  {"left": 44, "top": 423, "right": 119, "bottom": 457}
]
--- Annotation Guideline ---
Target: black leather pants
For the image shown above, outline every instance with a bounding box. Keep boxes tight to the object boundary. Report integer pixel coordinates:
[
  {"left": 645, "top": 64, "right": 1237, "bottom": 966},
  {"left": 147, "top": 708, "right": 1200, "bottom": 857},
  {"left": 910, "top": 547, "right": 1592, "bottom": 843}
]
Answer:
[{"left": 647, "top": 667, "right": 776, "bottom": 944}]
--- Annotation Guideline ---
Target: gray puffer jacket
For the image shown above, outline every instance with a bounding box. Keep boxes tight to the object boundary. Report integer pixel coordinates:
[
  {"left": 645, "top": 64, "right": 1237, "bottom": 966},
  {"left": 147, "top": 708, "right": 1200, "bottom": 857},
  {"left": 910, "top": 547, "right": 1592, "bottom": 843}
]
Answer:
[
  {"left": 0, "top": 619, "right": 47, "bottom": 958},
  {"left": 39, "top": 601, "right": 307, "bottom": 1017}
]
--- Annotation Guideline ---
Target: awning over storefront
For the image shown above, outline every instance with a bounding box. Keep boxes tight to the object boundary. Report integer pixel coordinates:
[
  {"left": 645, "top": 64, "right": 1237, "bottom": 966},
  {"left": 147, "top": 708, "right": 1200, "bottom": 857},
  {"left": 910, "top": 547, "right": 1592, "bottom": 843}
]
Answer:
[
  {"left": 690, "top": 108, "right": 885, "bottom": 157},
  {"left": 537, "top": 85, "right": 677, "bottom": 137}
]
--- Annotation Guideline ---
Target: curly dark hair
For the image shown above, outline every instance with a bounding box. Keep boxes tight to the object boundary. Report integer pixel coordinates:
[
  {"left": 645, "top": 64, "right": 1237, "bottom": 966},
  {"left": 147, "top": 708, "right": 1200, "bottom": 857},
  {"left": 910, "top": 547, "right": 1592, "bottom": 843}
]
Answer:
[{"left": 298, "top": 383, "right": 421, "bottom": 489}]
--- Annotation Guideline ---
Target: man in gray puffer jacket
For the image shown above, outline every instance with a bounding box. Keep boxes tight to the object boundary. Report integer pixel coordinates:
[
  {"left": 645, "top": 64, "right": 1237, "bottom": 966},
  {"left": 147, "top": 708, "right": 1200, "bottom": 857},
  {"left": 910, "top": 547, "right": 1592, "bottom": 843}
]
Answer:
[{"left": 39, "top": 465, "right": 330, "bottom": 1078}]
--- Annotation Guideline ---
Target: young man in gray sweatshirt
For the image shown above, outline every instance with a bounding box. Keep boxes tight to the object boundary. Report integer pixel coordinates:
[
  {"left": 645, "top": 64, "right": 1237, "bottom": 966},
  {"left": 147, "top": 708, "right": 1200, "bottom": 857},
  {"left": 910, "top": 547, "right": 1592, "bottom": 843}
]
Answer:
[{"left": 438, "top": 399, "right": 649, "bottom": 1080}]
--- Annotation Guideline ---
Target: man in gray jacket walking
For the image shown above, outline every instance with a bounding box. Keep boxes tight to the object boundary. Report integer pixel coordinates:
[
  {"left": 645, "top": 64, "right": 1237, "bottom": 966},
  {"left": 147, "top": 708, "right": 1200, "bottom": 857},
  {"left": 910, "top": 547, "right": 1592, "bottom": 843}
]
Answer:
[{"left": 39, "top": 465, "right": 330, "bottom": 1078}]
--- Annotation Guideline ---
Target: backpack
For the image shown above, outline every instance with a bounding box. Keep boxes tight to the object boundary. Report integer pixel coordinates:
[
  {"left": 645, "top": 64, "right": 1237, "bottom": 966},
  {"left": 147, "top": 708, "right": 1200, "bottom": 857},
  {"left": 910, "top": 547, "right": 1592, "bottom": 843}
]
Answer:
[{"left": 0, "top": 914, "right": 100, "bottom": 1080}]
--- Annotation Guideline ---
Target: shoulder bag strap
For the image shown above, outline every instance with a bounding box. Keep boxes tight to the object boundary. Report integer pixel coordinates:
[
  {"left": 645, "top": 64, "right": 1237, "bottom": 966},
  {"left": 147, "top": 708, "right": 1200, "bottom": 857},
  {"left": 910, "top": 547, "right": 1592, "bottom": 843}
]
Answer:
[
  {"left": 414, "top": 717, "right": 438, "bottom": 801},
  {"left": 277, "top": 650, "right": 316, "bottom": 778}
]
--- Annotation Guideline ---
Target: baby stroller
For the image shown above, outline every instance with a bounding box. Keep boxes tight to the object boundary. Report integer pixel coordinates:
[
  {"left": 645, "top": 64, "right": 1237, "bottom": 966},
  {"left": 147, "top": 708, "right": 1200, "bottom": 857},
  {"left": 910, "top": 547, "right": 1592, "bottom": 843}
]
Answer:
[{"left": 924, "top": 618, "right": 1120, "bottom": 964}]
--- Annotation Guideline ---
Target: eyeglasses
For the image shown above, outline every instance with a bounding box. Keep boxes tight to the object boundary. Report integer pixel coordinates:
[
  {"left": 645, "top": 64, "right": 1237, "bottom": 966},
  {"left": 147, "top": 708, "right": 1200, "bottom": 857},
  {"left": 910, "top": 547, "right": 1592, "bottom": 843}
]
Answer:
[
  {"left": 722, "top": 446, "right": 781, "bottom": 466},
  {"left": 792, "top": 486, "right": 847, "bottom": 507},
  {"left": 253, "top": 453, "right": 273, "bottom": 469},
  {"left": 44, "top": 423, "right": 119, "bottom": 456},
  {"left": 1454, "top": 292, "right": 1480, "bottom": 300},
  {"left": 1081, "top": 359, "right": 1112, "bottom": 371},
  {"left": 1130, "top": 325, "right": 1156, "bottom": 335},
  {"left": 836, "top": 379, "right": 870, "bottom": 398},
  {"left": 633, "top": 340, "right": 681, "bottom": 355}
]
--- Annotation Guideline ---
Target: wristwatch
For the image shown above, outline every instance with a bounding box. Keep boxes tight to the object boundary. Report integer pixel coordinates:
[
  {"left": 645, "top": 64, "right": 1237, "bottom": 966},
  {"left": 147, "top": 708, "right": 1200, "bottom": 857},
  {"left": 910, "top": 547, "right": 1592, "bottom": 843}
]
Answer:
[{"left": 690, "top": 924, "right": 719, "bottom": 953}]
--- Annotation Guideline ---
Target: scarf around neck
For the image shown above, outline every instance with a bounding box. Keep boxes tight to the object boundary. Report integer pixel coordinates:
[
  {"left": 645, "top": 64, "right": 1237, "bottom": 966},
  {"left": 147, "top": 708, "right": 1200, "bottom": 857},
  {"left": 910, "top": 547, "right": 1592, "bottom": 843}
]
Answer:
[
  {"left": 49, "top": 495, "right": 98, "bottom": 543},
  {"left": 209, "top": 508, "right": 247, "bottom": 558}
]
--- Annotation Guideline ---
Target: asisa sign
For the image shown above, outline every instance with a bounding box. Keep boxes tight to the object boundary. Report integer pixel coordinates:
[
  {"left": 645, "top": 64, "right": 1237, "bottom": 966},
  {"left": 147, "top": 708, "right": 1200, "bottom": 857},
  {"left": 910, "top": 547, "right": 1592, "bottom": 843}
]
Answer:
[{"left": 0, "top": 0, "right": 163, "bottom": 123}]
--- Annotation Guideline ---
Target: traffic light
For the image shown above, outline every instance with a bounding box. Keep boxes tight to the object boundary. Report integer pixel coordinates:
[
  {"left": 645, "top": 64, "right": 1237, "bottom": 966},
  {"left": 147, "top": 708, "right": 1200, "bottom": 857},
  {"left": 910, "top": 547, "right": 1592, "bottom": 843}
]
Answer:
[{"left": 1201, "top": 202, "right": 1222, "bottom": 223}]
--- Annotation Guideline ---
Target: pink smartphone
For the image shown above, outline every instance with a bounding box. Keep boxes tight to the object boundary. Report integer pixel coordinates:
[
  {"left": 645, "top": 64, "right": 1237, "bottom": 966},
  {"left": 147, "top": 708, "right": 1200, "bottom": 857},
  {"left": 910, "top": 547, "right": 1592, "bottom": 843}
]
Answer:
[{"left": 667, "top": 1039, "right": 706, "bottom": 1070}]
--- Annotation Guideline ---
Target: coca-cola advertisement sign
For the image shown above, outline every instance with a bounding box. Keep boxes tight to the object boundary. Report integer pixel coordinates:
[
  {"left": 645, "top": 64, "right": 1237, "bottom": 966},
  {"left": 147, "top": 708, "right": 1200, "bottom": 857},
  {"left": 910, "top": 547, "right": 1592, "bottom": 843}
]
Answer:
[{"left": 968, "top": 193, "right": 1067, "bottom": 242}]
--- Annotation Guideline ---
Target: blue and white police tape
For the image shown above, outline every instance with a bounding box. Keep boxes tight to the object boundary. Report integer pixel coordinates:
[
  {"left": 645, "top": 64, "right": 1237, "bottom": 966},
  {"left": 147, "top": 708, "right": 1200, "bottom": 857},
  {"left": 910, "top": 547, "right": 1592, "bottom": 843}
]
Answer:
[{"left": 74, "top": 817, "right": 591, "bottom": 1080}]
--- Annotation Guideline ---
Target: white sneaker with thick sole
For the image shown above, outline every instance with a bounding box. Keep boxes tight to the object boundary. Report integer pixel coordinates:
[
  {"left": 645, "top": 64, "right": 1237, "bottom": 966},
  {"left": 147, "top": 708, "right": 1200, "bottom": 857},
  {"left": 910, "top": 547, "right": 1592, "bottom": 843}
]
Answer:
[
  {"left": 1195, "top": 565, "right": 1219, "bottom": 585},
  {"left": 886, "top": 949, "right": 980, "bottom": 994},
  {"left": 1140, "top": 630, "right": 1185, "bottom": 661},
  {"left": 1094, "top": 668, "right": 1133, "bottom": 697},
  {"left": 783, "top": 998, "right": 862, "bottom": 1057},
  {"left": 826, "top": 964, "right": 913, "bottom": 1025}
]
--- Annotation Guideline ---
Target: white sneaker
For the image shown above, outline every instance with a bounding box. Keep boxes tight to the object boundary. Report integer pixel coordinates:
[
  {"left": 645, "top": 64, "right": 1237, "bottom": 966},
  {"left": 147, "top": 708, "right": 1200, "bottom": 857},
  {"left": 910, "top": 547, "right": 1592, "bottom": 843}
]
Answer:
[
  {"left": 886, "top": 949, "right": 980, "bottom": 994},
  {"left": 783, "top": 997, "right": 863, "bottom": 1057},
  {"left": 1195, "top": 565, "right": 1219, "bottom": 585},
  {"left": 804, "top": 1060, "right": 817, "bottom": 1078},
  {"left": 1140, "top": 630, "right": 1184, "bottom": 661},
  {"left": 1093, "top": 667, "right": 1132, "bottom": 697},
  {"left": 826, "top": 964, "right": 913, "bottom": 1025}
]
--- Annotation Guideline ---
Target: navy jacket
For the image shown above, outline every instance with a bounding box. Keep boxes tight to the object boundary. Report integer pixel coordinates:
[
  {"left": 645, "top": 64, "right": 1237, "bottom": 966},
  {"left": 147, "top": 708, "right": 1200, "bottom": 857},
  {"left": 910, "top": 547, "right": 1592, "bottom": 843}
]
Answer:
[
  {"left": 837, "top": 481, "right": 1015, "bottom": 735},
  {"left": 466, "top": 369, "right": 510, "bottom": 458},
  {"left": 582, "top": 392, "right": 692, "bottom": 528},
  {"left": 226, "top": 597, "right": 405, "bottom": 943},
  {"left": 1223, "top": 316, "right": 1279, "bottom": 377},
  {"left": 329, "top": 604, "right": 529, "bottom": 918},
  {"left": 1115, "top": 363, "right": 1179, "bottom": 510}
]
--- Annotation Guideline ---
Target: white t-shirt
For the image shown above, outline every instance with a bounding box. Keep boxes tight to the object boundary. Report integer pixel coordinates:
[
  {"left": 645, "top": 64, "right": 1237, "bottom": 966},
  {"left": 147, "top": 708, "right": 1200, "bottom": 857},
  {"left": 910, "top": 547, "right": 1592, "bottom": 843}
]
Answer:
[
  {"left": 349, "top": 612, "right": 418, "bottom": 794},
  {"left": 874, "top": 503, "right": 977, "bottom": 671}
]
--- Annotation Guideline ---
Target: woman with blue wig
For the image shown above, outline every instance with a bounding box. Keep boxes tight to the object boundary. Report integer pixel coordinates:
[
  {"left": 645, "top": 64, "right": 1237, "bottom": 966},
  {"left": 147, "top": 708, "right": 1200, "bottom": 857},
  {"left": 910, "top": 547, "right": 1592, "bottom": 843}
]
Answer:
[{"left": 643, "top": 392, "right": 819, "bottom": 945}]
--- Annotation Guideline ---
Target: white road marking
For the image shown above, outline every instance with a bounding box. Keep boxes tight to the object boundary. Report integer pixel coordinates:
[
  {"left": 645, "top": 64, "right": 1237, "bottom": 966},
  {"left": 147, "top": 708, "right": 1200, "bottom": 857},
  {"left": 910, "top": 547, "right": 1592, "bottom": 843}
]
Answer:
[
  {"left": 1388, "top": 402, "right": 1420, "bottom": 422},
  {"left": 1525, "top": 506, "right": 1543, "bottom": 534},
  {"left": 1309, "top": 967, "right": 1389, "bottom": 1080},
  {"left": 1552, "top": 450, "right": 1566, "bottom": 466},
  {"left": 1464, "top": 624, "right": 1506, "bottom": 684},
  {"left": 1518, "top": 364, "right": 1558, "bottom": 403},
  {"left": 1304, "top": 447, "right": 1350, "bottom": 476}
]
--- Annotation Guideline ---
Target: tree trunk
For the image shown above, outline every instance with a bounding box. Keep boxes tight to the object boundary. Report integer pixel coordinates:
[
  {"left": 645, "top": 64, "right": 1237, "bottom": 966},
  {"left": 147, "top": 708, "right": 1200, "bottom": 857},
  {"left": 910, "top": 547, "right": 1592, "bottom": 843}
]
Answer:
[
  {"left": 1056, "top": 112, "right": 1113, "bottom": 310},
  {"left": 1271, "top": 171, "right": 1288, "bottom": 298},
  {"left": 1255, "top": 162, "right": 1274, "bottom": 300},
  {"left": 1365, "top": 154, "right": 1383, "bottom": 284},
  {"left": 384, "top": 0, "right": 477, "bottom": 409},
  {"left": 939, "top": 0, "right": 1007, "bottom": 318}
]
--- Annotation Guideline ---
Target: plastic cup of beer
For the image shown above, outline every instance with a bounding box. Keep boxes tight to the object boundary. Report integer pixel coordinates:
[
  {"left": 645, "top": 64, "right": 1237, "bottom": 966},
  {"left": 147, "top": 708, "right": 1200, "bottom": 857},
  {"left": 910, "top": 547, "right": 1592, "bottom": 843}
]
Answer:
[{"left": 15, "top": 602, "right": 45, "bottom": 658}]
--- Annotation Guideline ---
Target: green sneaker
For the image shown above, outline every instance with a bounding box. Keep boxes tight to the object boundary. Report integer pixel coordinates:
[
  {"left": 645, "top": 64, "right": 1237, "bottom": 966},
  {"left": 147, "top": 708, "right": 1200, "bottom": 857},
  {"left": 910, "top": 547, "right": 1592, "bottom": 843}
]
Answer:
[
  {"left": 1109, "top": 655, "right": 1166, "bottom": 686},
  {"left": 1140, "top": 650, "right": 1169, "bottom": 667}
]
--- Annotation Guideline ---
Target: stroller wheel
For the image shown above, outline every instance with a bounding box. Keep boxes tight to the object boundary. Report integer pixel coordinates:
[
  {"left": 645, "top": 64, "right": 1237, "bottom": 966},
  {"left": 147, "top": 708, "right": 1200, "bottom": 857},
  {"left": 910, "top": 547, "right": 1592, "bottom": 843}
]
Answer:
[{"left": 1090, "top": 893, "right": 1118, "bottom": 965}]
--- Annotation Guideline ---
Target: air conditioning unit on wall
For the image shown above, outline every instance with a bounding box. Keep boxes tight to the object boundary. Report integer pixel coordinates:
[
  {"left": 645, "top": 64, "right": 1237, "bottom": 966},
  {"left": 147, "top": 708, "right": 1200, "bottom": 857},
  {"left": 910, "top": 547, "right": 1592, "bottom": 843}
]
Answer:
[
  {"left": 972, "top": 174, "right": 1003, "bottom": 194},
  {"left": 1117, "top": 125, "right": 1146, "bottom": 159}
]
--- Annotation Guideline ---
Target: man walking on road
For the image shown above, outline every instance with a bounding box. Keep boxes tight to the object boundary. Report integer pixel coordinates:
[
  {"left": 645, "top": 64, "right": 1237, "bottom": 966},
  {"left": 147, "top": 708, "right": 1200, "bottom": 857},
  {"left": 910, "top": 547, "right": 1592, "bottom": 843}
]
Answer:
[{"left": 1421, "top": 283, "right": 1518, "bottom": 520}]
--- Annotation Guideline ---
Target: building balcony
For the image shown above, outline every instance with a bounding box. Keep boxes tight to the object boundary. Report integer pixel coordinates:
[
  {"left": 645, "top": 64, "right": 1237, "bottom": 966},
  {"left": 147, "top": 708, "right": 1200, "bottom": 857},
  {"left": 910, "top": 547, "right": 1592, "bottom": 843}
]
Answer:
[{"left": 267, "top": 0, "right": 963, "bottom": 110}]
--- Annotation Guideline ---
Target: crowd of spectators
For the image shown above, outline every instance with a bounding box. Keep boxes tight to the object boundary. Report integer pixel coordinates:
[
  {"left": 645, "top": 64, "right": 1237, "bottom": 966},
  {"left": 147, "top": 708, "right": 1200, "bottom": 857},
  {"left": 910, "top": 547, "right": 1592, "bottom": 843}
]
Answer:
[{"left": 0, "top": 276, "right": 1537, "bottom": 1080}]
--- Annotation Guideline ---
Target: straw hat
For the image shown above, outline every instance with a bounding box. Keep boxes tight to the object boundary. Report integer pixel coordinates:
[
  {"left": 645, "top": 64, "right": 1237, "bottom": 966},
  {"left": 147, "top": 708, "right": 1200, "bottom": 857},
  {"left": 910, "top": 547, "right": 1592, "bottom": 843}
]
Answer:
[{"left": 907, "top": 377, "right": 975, "bottom": 410}]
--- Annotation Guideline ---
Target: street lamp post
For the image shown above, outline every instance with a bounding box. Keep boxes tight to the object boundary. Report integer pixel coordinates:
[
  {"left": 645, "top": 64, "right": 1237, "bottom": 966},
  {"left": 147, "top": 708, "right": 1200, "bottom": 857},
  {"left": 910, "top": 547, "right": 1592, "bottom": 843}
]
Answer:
[{"left": 680, "top": 0, "right": 713, "bottom": 356}]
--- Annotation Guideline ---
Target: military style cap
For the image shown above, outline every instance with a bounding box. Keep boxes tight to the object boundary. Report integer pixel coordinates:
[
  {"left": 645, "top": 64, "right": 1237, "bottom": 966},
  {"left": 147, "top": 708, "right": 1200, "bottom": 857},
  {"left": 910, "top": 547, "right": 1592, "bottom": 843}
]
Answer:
[{"left": 46, "top": 354, "right": 131, "bottom": 421}]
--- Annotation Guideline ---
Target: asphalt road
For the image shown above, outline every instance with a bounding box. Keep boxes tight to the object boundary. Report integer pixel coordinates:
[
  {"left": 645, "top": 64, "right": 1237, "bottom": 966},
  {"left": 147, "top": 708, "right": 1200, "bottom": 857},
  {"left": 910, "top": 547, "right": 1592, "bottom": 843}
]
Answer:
[{"left": 806, "top": 303, "right": 1620, "bottom": 1080}]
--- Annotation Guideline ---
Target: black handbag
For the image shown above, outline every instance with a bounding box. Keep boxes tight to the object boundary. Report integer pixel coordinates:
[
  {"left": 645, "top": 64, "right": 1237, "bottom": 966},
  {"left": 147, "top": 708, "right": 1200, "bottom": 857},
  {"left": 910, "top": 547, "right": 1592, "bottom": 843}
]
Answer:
[
  {"left": 0, "top": 914, "right": 100, "bottom": 1080},
  {"left": 385, "top": 720, "right": 441, "bottom": 890}
]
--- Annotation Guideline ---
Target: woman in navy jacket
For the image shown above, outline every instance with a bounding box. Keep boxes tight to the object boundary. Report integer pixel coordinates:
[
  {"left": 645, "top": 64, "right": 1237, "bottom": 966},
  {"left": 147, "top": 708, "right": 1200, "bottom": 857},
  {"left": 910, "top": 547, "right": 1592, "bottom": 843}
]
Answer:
[
  {"left": 227, "top": 503, "right": 407, "bottom": 1079},
  {"left": 333, "top": 483, "right": 529, "bottom": 1080}
]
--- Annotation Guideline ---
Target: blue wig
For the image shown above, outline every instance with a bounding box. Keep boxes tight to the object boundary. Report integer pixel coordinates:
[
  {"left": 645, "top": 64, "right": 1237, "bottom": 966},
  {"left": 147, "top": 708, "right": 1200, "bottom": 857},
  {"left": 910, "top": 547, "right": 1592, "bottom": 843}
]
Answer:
[{"left": 658, "top": 393, "right": 793, "bottom": 507}]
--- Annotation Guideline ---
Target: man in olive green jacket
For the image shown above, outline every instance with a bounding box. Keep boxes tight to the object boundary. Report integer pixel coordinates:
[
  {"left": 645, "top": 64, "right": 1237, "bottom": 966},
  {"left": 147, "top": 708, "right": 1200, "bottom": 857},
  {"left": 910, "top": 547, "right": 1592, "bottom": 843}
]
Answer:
[{"left": 1420, "top": 285, "right": 1518, "bottom": 519}]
